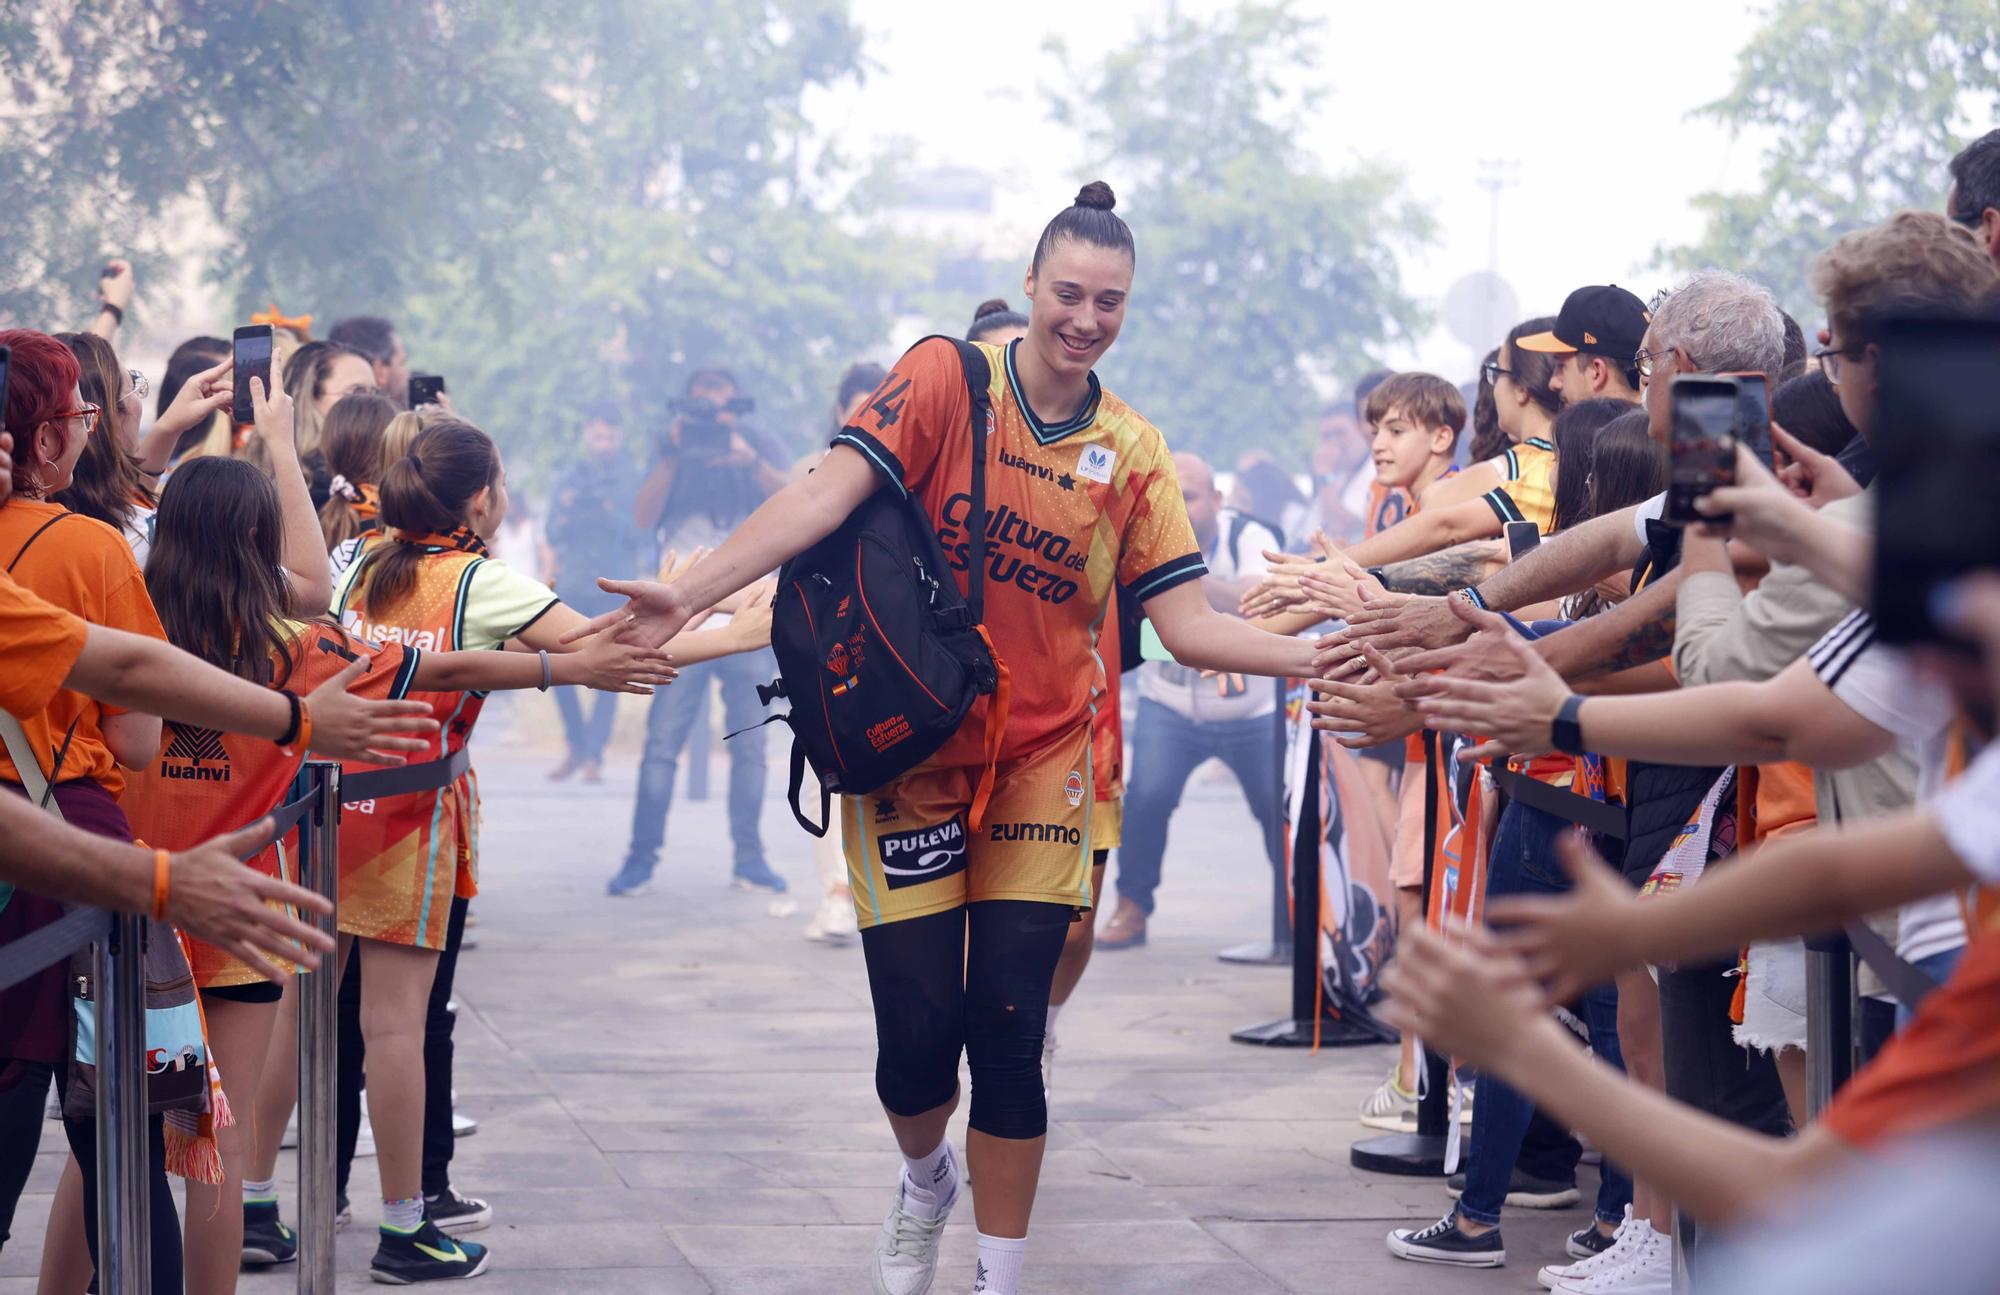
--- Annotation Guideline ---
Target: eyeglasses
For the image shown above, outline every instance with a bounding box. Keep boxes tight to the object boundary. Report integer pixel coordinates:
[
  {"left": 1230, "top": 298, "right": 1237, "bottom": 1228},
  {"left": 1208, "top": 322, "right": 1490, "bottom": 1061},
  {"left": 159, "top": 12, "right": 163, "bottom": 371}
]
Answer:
[
  {"left": 1480, "top": 362, "right": 1511, "bottom": 385},
  {"left": 51, "top": 403, "right": 102, "bottom": 435},
  {"left": 125, "top": 369, "right": 149, "bottom": 402},
  {"left": 1813, "top": 344, "right": 1863, "bottom": 386},
  {"left": 1635, "top": 346, "right": 1677, "bottom": 380}
]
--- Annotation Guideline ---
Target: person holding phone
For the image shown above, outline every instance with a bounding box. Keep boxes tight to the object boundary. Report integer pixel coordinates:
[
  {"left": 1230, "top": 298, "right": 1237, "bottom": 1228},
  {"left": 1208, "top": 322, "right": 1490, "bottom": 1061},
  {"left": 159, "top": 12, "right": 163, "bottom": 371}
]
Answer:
[{"left": 328, "top": 316, "right": 412, "bottom": 411}]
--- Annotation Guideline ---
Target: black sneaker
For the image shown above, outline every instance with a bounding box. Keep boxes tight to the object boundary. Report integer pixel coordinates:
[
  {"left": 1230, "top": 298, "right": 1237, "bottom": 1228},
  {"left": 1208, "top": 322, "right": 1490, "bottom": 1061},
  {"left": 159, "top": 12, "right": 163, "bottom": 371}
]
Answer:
[
  {"left": 1566, "top": 1220, "right": 1620, "bottom": 1259},
  {"left": 425, "top": 1186, "right": 493, "bottom": 1235},
  {"left": 241, "top": 1200, "right": 298, "bottom": 1265},
  {"left": 1386, "top": 1211, "right": 1504, "bottom": 1267},
  {"left": 370, "top": 1218, "right": 489, "bottom": 1283},
  {"left": 1445, "top": 1169, "right": 1581, "bottom": 1209}
]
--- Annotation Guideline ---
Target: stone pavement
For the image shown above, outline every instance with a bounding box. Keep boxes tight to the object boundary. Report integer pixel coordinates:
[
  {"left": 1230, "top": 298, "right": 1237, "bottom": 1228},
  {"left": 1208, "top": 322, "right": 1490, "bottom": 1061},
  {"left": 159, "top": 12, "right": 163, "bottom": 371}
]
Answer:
[{"left": 3, "top": 710, "right": 1600, "bottom": 1293}]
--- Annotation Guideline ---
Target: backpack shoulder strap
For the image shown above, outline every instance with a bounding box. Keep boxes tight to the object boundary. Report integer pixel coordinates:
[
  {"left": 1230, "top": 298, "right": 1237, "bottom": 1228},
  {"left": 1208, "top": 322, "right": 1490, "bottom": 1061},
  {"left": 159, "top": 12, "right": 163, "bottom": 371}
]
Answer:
[
  {"left": 8, "top": 511, "right": 76, "bottom": 574},
  {"left": 921, "top": 335, "right": 994, "bottom": 623}
]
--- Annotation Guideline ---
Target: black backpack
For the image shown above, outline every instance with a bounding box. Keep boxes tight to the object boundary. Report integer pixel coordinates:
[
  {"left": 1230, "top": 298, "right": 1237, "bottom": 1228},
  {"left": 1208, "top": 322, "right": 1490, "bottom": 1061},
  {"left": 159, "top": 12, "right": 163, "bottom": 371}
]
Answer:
[{"left": 755, "top": 337, "right": 1009, "bottom": 836}]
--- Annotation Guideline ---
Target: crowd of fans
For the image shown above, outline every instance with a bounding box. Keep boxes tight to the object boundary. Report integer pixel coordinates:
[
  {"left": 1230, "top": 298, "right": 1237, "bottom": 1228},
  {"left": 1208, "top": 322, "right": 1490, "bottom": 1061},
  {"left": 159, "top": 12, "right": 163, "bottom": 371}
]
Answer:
[{"left": 0, "top": 121, "right": 1997, "bottom": 1295}]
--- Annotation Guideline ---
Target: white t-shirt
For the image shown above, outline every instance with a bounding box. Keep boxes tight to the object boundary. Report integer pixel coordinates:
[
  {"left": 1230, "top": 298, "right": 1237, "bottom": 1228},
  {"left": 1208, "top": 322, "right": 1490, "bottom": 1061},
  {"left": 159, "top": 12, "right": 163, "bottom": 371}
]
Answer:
[
  {"left": 1137, "top": 510, "right": 1280, "bottom": 722},
  {"left": 1632, "top": 490, "right": 1667, "bottom": 543},
  {"left": 1933, "top": 741, "right": 2000, "bottom": 886},
  {"left": 1809, "top": 610, "right": 1967, "bottom": 963}
]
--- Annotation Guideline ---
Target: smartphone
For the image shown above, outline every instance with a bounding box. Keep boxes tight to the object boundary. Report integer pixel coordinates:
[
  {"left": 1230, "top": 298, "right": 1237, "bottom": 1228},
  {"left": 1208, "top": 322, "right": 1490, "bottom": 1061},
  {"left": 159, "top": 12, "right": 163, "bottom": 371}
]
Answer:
[
  {"left": 1504, "top": 520, "right": 1541, "bottom": 559},
  {"left": 1664, "top": 375, "right": 1741, "bottom": 527},
  {"left": 1723, "top": 371, "right": 1773, "bottom": 469},
  {"left": 1872, "top": 314, "right": 2000, "bottom": 645},
  {"left": 408, "top": 373, "right": 446, "bottom": 407},
  {"left": 232, "top": 325, "right": 274, "bottom": 424}
]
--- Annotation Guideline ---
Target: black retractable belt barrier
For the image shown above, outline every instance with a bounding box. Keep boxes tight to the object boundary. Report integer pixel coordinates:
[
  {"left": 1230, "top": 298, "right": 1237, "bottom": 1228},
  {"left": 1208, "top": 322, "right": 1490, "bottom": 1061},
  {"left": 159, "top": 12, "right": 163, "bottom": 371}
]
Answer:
[
  {"left": 1218, "top": 678, "right": 1294, "bottom": 966},
  {"left": 1231, "top": 730, "right": 1326, "bottom": 1046}
]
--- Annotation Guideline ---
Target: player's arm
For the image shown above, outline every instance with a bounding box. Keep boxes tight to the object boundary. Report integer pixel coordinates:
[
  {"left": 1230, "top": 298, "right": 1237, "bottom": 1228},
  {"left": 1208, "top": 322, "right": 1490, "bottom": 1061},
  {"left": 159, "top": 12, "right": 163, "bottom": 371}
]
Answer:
[{"left": 1145, "top": 580, "right": 1318, "bottom": 678}]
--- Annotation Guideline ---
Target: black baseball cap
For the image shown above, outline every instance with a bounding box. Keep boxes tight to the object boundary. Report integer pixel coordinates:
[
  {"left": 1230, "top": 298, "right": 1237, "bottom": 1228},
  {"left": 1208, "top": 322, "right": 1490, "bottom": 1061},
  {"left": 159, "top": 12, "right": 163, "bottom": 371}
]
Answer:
[{"left": 1516, "top": 284, "right": 1649, "bottom": 362}]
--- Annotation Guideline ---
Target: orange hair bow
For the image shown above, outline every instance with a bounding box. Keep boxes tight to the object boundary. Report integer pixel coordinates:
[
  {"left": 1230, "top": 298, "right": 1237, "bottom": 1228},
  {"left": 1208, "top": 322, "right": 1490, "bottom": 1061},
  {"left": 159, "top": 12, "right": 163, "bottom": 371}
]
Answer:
[{"left": 250, "top": 304, "right": 313, "bottom": 337}]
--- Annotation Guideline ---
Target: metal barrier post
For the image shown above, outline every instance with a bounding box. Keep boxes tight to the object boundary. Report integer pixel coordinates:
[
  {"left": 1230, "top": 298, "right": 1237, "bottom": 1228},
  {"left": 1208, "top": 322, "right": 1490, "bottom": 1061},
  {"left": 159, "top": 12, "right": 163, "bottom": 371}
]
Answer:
[
  {"left": 1804, "top": 933, "right": 1854, "bottom": 1118},
  {"left": 296, "top": 761, "right": 341, "bottom": 1295},
  {"left": 94, "top": 911, "right": 150, "bottom": 1294}
]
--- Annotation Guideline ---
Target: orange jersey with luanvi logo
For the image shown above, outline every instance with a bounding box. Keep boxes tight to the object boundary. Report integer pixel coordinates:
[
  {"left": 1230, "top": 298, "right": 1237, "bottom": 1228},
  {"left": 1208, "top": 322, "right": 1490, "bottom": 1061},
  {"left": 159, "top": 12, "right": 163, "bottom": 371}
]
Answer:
[
  {"left": 833, "top": 338, "right": 1205, "bottom": 771},
  {"left": 121, "top": 624, "right": 420, "bottom": 985}
]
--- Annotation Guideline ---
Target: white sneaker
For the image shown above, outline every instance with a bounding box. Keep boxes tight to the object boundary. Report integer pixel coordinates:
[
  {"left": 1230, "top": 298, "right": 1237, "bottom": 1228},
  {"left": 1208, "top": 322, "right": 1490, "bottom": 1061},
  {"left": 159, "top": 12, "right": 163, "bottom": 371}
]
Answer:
[
  {"left": 1358, "top": 1063, "right": 1420, "bottom": 1132},
  {"left": 1540, "top": 1206, "right": 1633, "bottom": 1288},
  {"left": 870, "top": 1168, "right": 957, "bottom": 1295},
  {"left": 1555, "top": 1224, "right": 1671, "bottom": 1294},
  {"left": 804, "top": 891, "right": 858, "bottom": 942}
]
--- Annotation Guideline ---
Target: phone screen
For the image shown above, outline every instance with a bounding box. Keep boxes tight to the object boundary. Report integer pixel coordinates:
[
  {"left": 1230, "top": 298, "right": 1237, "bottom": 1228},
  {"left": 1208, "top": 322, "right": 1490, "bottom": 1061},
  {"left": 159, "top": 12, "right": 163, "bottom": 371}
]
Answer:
[
  {"left": 1873, "top": 315, "right": 2000, "bottom": 645},
  {"left": 232, "top": 325, "right": 274, "bottom": 424},
  {"left": 1728, "top": 372, "right": 1773, "bottom": 469},
  {"left": 1665, "top": 376, "right": 1739, "bottom": 526},
  {"left": 1504, "top": 520, "right": 1540, "bottom": 559}
]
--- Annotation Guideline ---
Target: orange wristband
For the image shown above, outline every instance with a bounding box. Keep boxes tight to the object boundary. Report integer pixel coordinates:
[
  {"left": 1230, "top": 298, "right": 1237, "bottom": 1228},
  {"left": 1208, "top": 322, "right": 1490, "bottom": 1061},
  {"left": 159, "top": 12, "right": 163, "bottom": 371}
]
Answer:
[
  {"left": 280, "top": 695, "right": 314, "bottom": 757},
  {"left": 150, "top": 848, "right": 171, "bottom": 923}
]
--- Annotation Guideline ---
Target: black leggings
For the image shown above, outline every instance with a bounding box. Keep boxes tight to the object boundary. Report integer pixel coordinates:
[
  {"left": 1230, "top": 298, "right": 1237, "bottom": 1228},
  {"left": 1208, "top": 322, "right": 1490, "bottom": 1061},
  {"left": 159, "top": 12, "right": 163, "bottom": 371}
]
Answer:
[
  {"left": 55, "top": 1060, "right": 184, "bottom": 1295},
  {"left": 860, "top": 900, "right": 1072, "bottom": 1141},
  {"left": 0, "top": 1059, "right": 54, "bottom": 1255}
]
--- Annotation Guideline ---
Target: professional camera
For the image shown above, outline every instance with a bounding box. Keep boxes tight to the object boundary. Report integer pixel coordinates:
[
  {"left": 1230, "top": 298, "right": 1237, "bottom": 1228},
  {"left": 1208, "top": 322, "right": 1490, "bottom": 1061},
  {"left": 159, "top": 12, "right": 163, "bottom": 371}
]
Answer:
[{"left": 669, "top": 393, "right": 756, "bottom": 460}]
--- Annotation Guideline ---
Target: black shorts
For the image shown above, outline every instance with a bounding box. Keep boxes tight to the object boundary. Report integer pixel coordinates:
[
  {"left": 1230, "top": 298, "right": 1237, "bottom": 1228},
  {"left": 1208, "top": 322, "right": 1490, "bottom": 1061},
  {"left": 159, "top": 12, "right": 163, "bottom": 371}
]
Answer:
[{"left": 203, "top": 981, "right": 282, "bottom": 1005}]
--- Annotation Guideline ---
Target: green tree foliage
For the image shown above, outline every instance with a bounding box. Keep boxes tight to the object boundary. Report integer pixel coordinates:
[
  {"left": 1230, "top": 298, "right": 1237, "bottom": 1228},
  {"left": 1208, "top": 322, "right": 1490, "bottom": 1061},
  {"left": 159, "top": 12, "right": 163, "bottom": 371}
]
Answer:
[
  {"left": 1664, "top": 0, "right": 2000, "bottom": 319},
  {"left": 0, "top": 0, "right": 895, "bottom": 481},
  {"left": 1049, "top": 1, "right": 1431, "bottom": 465}
]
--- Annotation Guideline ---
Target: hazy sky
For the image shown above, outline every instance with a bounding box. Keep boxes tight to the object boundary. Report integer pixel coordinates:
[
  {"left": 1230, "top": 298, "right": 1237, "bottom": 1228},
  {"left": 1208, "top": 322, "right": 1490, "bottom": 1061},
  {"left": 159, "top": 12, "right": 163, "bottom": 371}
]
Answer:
[{"left": 816, "top": 0, "right": 1778, "bottom": 381}]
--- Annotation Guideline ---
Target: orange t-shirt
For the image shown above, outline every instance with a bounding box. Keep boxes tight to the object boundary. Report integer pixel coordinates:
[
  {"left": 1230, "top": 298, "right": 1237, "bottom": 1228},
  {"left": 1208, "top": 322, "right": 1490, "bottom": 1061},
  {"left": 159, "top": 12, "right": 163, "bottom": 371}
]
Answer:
[
  {"left": 834, "top": 338, "right": 1204, "bottom": 767},
  {"left": 0, "top": 502, "right": 165, "bottom": 795},
  {"left": 0, "top": 570, "right": 89, "bottom": 720},
  {"left": 1825, "top": 927, "right": 2000, "bottom": 1148},
  {"left": 120, "top": 622, "right": 421, "bottom": 986}
]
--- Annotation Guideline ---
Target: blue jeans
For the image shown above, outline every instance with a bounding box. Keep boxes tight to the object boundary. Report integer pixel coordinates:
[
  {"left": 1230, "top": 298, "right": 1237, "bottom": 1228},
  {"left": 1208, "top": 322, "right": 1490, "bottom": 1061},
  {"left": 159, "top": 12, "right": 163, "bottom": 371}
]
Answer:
[
  {"left": 623, "top": 648, "right": 776, "bottom": 874},
  {"left": 555, "top": 686, "right": 618, "bottom": 764},
  {"left": 1115, "top": 699, "right": 1284, "bottom": 915},
  {"left": 1459, "top": 801, "right": 1634, "bottom": 1229},
  {"left": 1896, "top": 944, "right": 1966, "bottom": 1030}
]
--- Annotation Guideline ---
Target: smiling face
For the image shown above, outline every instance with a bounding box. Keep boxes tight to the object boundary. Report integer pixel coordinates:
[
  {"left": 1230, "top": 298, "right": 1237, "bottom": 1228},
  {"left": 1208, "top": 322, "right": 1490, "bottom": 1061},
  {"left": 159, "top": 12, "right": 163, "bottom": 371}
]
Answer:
[
  {"left": 1369, "top": 401, "right": 1453, "bottom": 492},
  {"left": 1022, "top": 239, "right": 1132, "bottom": 380}
]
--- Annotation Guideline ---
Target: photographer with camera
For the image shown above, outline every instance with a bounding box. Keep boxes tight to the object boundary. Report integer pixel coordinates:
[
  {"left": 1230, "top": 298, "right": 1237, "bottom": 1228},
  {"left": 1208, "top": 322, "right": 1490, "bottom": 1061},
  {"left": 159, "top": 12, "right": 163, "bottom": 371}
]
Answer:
[{"left": 609, "top": 368, "right": 789, "bottom": 896}]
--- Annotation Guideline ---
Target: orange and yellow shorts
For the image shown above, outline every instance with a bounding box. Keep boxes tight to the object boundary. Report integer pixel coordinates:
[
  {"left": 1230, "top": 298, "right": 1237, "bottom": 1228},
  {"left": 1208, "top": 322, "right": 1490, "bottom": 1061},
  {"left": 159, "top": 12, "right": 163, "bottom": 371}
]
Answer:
[{"left": 843, "top": 723, "right": 1101, "bottom": 929}]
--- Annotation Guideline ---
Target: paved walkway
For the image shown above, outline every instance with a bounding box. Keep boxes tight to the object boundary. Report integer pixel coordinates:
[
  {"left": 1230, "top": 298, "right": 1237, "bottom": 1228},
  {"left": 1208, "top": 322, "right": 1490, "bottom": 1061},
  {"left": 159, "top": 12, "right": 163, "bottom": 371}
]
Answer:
[{"left": 4, "top": 703, "right": 1597, "bottom": 1293}]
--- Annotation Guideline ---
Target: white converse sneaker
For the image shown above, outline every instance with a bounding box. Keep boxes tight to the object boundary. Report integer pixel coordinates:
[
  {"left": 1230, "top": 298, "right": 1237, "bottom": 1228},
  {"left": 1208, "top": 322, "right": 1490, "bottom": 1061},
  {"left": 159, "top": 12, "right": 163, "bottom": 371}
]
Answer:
[
  {"left": 1539, "top": 1206, "right": 1634, "bottom": 1288},
  {"left": 1555, "top": 1223, "right": 1671, "bottom": 1294},
  {"left": 870, "top": 1171, "right": 957, "bottom": 1295}
]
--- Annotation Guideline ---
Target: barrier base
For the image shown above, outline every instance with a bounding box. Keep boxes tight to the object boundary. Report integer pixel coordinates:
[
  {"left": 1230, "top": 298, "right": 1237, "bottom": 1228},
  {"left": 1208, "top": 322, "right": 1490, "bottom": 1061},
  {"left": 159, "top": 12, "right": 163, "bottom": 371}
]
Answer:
[
  {"left": 1217, "top": 940, "right": 1292, "bottom": 966},
  {"left": 1231, "top": 1014, "right": 1390, "bottom": 1048},
  {"left": 1349, "top": 1131, "right": 1450, "bottom": 1177}
]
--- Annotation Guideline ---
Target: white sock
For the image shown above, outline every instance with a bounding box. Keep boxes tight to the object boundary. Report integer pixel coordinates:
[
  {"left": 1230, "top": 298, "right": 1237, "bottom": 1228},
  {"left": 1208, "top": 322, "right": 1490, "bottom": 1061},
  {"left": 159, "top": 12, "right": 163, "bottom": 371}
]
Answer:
[
  {"left": 900, "top": 1140, "right": 958, "bottom": 1219},
  {"left": 242, "top": 1176, "right": 276, "bottom": 1204},
  {"left": 382, "top": 1194, "right": 425, "bottom": 1232},
  {"left": 973, "top": 1232, "right": 1026, "bottom": 1294}
]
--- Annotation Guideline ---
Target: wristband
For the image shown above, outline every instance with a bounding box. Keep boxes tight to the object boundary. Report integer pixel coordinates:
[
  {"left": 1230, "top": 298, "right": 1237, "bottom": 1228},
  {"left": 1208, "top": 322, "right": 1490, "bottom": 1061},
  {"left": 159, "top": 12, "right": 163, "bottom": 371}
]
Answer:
[
  {"left": 98, "top": 300, "right": 124, "bottom": 325},
  {"left": 150, "top": 848, "right": 171, "bottom": 922},
  {"left": 1551, "top": 694, "right": 1588, "bottom": 755},
  {"left": 537, "top": 649, "right": 553, "bottom": 692},
  {"left": 275, "top": 690, "right": 303, "bottom": 748},
  {"left": 1458, "top": 586, "right": 1488, "bottom": 611},
  {"left": 1366, "top": 566, "right": 1389, "bottom": 586}
]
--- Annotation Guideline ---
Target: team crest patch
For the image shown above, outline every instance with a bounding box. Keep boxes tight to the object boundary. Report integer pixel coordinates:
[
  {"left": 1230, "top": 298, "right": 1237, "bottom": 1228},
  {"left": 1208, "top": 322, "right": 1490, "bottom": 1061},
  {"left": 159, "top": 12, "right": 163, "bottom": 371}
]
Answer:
[
  {"left": 1076, "top": 445, "right": 1115, "bottom": 485},
  {"left": 1064, "top": 769, "right": 1086, "bottom": 807}
]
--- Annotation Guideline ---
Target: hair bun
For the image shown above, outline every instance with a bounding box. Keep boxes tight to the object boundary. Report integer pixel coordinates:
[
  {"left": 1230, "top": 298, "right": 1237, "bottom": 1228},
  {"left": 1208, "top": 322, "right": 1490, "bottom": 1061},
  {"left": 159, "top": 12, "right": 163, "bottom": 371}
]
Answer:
[
  {"left": 1074, "top": 181, "right": 1116, "bottom": 212},
  {"left": 973, "top": 298, "right": 1012, "bottom": 321}
]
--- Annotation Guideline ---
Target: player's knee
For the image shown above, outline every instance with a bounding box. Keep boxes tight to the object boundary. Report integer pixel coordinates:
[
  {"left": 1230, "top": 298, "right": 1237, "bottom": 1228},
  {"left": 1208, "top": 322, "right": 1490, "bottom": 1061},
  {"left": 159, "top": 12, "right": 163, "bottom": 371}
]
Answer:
[{"left": 963, "top": 993, "right": 1049, "bottom": 1139}]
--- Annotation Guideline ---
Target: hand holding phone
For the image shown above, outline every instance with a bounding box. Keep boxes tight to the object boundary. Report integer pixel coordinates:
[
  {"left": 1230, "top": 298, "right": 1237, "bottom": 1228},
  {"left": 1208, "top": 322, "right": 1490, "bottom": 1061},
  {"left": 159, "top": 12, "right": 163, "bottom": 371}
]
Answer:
[
  {"left": 1665, "top": 375, "right": 1741, "bottom": 527},
  {"left": 232, "top": 324, "right": 275, "bottom": 425},
  {"left": 408, "top": 373, "right": 446, "bottom": 407}
]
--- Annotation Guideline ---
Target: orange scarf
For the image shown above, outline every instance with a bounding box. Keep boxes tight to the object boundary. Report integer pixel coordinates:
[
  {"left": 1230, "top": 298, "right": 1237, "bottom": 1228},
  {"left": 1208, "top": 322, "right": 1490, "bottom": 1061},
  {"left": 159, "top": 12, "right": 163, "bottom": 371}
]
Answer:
[{"left": 391, "top": 525, "right": 489, "bottom": 556}]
